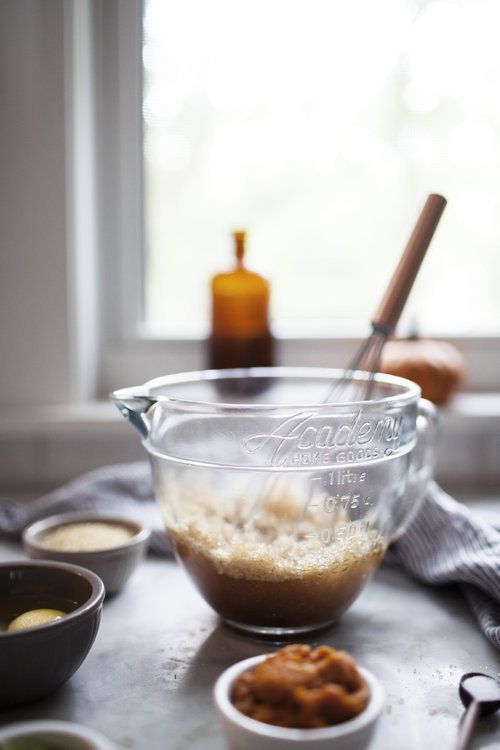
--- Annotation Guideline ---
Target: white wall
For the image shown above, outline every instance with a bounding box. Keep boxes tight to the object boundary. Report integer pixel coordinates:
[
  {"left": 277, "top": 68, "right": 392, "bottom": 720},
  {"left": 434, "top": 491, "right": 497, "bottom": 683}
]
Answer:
[{"left": 0, "top": 1, "right": 77, "bottom": 408}]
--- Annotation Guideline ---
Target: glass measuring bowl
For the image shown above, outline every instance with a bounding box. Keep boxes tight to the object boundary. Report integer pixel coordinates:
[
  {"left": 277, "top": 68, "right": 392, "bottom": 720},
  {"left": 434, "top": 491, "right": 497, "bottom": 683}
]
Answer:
[{"left": 112, "top": 367, "right": 437, "bottom": 639}]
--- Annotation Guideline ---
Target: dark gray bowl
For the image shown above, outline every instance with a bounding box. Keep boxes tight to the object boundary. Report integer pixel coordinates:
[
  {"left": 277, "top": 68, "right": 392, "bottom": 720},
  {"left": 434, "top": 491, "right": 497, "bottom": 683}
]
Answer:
[{"left": 0, "top": 560, "right": 105, "bottom": 707}]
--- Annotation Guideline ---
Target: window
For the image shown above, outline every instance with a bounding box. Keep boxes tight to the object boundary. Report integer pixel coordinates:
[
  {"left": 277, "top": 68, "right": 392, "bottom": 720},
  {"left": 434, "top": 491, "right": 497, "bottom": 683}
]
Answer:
[
  {"left": 142, "top": 0, "right": 500, "bottom": 337},
  {"left": 99, "top": 0, "right": 500, "bottom": 394}
]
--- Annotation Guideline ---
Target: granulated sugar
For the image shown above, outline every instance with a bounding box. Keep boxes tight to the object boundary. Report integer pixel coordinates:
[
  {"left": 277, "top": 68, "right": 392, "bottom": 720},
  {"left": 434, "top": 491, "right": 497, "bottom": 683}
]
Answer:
[
  {"left": 161, "top": 480, "right": 386, "bottom": 582},
  {"left": 41, "top": 521, "right": 134, "bottom": 552}
]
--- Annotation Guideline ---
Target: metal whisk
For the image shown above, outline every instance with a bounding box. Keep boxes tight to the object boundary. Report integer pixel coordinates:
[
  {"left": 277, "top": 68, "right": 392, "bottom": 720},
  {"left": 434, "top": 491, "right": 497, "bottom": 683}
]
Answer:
[
  {"left": 325, "top": 193, "right": 447, "bottom": 403},
  {"left": 243, "top": 193, "right": 447, "bottom": 531}
]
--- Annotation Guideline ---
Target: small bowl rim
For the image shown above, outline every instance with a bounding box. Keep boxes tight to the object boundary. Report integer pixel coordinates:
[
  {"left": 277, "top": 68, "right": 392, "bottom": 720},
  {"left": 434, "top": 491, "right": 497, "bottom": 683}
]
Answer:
[
  {"left": 0, "top": 559, "right": 105, "bottom": 639},
  {"left": 0, "top": 719, "right": 117, "bottom": 749},
  {"left": 22, "top": 511, "right": 151, "bottom": 558},
  {"left": 214, "top": 653, "right": 385, "bottom": 743}
]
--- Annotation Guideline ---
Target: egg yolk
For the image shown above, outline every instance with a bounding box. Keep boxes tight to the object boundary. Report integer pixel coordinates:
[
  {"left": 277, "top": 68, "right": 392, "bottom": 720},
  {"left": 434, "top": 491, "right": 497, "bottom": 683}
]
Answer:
[{"left": 8, "top": 608, "right": 67, "bottom": 631}]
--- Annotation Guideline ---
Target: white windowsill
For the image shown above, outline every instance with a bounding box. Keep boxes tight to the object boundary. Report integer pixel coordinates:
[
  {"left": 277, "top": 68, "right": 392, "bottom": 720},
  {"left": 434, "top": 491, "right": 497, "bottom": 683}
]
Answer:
[{"left": 1, "top": 392, "right": 499, "bottom": 495}]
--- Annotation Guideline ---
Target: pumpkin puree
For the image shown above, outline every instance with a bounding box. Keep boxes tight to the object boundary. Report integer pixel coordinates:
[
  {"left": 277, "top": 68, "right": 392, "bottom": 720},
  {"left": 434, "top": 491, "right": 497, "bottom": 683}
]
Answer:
[{"left": 231, "top": 644, "right": 370, "bottom": 729}]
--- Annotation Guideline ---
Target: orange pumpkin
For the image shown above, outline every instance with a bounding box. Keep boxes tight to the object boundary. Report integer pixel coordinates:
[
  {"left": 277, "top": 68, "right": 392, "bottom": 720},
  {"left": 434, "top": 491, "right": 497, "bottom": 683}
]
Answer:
[{"left": 379, "top": 337, "right": 466, "bottom": 405}]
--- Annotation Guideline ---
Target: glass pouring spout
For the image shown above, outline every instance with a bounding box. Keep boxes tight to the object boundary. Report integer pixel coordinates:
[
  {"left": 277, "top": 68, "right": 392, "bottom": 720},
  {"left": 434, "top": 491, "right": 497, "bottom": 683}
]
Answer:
[{"left": 110, "top": 387, "right": 157, "bottom": 440}]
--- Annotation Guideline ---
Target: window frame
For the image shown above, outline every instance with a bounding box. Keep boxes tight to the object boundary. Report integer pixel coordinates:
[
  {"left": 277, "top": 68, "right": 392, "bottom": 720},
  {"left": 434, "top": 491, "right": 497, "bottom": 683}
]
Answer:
[{"left": 95, "top": 0, "right": 500, "bottom": 396}]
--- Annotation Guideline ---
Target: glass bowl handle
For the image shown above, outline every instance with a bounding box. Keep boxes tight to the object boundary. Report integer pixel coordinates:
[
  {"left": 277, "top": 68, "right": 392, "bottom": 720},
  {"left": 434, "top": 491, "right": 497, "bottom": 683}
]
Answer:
[
  {"left": 415, "top": 397, "right": 439, "bottom": 481},
  {"left": 391, "top": 398, "right": 439, "bottom": 541}
]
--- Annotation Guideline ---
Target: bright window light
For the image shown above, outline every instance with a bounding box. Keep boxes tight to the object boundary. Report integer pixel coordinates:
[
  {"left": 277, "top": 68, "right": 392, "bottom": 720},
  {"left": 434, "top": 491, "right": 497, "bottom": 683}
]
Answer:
[{"left": 142, "top": 0, "right": 500, "bottom": 336}]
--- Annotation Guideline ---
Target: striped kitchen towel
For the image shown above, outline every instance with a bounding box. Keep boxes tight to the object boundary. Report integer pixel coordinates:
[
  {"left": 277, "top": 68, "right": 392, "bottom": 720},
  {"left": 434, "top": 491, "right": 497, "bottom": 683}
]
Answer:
[
  {"left": 0, "top": 461, "right": 172, "bottom": 557},
  {"left": 385, "top": 480, "right": 500, "bottom": 650}
]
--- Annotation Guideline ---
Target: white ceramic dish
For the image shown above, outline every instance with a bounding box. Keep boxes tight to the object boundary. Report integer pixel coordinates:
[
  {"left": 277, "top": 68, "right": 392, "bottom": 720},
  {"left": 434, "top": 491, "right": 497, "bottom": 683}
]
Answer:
[
  {"left": 214, "top": 654, "right": 385, "bottom": 750},
  {"left": 0, "top": 719, "right": 117, "bottom": 749},
  {"left": 22, "top": 511, "right": 151, "bottom": 596}
]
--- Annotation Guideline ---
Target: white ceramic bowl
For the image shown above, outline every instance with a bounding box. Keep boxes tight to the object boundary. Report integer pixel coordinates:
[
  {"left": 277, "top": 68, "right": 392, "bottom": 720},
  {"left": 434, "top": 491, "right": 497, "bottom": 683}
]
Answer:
[
  {"left": 0, "top": 720, "right": 117, "bottom": 749},
  {"left": 214, "top": 654, "right": 385, "bottom": 750},
  {"left": 22, "top": 511, "right": 151, "bottom": 595}
]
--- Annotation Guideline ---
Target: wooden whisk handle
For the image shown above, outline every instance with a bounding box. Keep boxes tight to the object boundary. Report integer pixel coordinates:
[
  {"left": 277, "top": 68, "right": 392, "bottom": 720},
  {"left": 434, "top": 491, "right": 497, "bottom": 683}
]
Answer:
[{"left": 372, "top": 193, "right": 447, "bottom": 333}]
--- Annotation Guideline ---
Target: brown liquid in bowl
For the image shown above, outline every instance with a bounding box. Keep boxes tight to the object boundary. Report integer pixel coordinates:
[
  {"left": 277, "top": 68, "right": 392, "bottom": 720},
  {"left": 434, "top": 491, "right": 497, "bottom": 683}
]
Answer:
[
  {"left": 162, "top": 483, "right": 387, "bottom": 632},
  {"left": 174, "top": 539, "right": 383, "bottom": 629}
]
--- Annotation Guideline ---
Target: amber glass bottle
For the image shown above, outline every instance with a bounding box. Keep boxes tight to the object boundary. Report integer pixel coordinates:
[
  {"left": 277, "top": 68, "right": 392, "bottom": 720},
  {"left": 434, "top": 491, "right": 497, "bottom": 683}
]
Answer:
[{"left": 209, "top": 231, "right": 274, "bottom": 370}]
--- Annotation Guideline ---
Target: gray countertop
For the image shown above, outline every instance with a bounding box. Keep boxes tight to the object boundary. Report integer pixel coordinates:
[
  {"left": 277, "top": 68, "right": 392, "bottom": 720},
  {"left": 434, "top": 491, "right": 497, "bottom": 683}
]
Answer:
[{"left": 0, "top": 514, "right": 499, "bottom": 750}]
